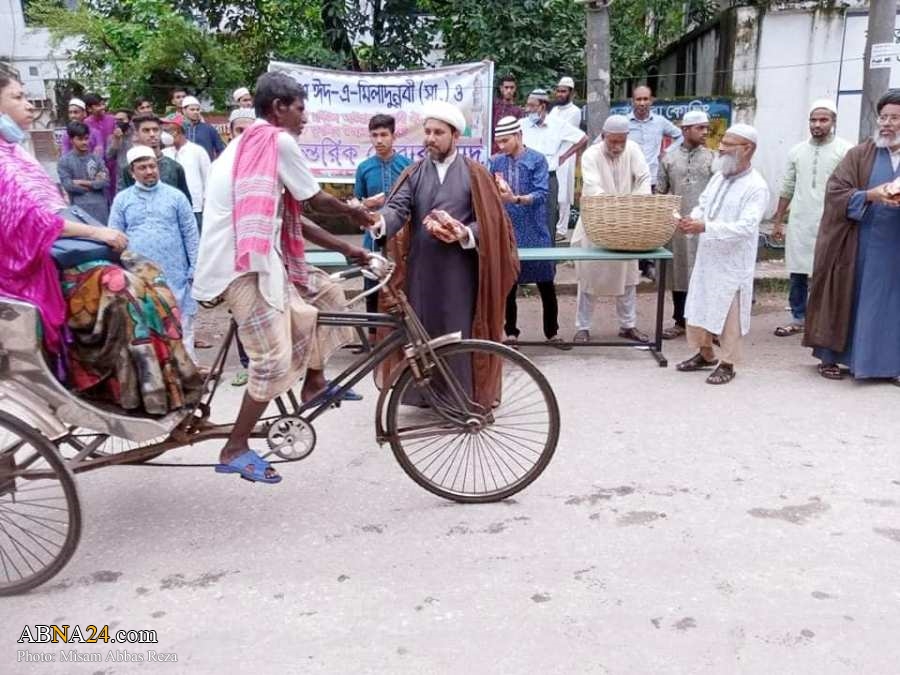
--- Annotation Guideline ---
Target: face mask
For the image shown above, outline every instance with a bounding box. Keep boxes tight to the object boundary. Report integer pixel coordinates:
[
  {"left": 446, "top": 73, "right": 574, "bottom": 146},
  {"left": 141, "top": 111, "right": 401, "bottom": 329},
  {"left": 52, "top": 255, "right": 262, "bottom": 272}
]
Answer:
[
  {"left": 527, "top": 112, "right": 540, "bottom": 125},
  {"left": 160, "top": 131, "right": 174, "bottom": 147},
  {"left": 0, "top": 113, "right": 26, "bottom": 144}
]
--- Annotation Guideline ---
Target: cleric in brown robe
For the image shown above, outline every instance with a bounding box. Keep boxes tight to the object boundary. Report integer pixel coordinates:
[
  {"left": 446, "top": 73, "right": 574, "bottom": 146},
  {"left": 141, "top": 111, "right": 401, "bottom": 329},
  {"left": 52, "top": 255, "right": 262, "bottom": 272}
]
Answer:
[
  {"left": 803, "top": 90, "right": 900, "bottom": 384},
  {"left": 371, "top": 101, "right": 520, "bottom": 405}
]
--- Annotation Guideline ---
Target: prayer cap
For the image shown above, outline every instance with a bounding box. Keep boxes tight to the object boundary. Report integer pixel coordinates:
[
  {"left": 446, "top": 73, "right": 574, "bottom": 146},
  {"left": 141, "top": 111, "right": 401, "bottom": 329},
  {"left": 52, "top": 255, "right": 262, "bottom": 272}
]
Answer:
[
  {"left": 181, "top": 95, "right": 200, "bottom": 108},
  {"left": 681, "top": 110, "right": 709, "bottom": 126},
  {"left": 162, "top": 113, "right": 186, "bottom": 128},
  {"left": 809, "top": 99, "right": 837, "bottom": 116},
  {"left": 529, "top": 89, "right": 550, "bottom": 102},
  {"left": 232, "top": 87, "right": 250, "bottom": 102},
  {"left": 229, "top": 108, "right": 256, "bottom": 124},
  {"left": 557, "top": 77, "right": 575, "bottom": 89},
  {"left": 725, "top": 123, "right": 758, "bottom": 145},
  {"left": 422, "top": 101, "right": 466, "bottom": 133},
  {"left": 602, "top": 114, "right": 630, "bottom": 134},
  {"left": 494, "top": 116, "right": 521, "bottom": 138},
  {"left": 126, "top": 145, "right": 156, "bottom": 165},
  {"left": 68, "top": 98, "right": 86, "bottom": 110}
]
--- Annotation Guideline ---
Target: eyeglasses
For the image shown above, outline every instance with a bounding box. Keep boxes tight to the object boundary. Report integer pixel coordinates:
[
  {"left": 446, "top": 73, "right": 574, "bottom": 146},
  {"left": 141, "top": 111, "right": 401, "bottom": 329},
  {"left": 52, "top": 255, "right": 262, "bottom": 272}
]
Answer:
[{"left": 877, "top": 114, "right": 900, "bottom": 124}]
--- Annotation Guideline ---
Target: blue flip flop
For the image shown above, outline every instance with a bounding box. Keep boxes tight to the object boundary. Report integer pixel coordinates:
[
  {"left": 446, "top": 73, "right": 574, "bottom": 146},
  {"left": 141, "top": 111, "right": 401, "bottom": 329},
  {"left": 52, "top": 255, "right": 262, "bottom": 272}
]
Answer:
[
  {"left": 326, "top": 380, "right": 363, "bottom": 401},
  {"left": 214, "top": 449, "right": 282, "bottom": 484}
]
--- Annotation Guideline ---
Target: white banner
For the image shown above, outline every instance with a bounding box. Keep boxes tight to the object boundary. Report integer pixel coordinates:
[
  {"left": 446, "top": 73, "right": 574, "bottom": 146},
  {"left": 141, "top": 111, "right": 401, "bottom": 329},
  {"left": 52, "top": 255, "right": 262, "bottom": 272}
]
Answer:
[{"left": 268, "top": 60, "right": 494, "bottom": 183}]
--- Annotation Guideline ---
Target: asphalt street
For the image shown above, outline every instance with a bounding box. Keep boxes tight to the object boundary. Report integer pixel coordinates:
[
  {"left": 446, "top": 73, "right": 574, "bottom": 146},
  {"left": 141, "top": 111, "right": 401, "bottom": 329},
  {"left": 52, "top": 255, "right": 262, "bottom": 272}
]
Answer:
[{"left": 2, "top": 293, "right": 899, "bottom": 674}]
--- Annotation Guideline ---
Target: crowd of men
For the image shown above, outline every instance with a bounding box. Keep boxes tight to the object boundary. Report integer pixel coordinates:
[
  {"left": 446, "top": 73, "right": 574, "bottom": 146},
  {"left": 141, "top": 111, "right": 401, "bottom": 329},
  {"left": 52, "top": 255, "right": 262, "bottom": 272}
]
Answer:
[{"left": 52, "top": 75, "right": 900, "bottom": 408}]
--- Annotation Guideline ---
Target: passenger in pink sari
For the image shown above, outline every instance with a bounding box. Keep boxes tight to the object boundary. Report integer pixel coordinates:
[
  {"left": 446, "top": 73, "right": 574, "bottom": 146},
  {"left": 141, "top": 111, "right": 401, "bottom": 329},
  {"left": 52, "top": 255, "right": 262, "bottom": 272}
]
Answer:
[{"left": 0, "top": 75, "right": 202, "bottom": 414}]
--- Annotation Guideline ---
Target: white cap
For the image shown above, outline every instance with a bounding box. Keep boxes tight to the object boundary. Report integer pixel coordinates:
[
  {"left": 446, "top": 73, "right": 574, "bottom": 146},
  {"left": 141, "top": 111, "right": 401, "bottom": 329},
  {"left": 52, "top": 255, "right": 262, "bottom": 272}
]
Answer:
[
  {"left": 602, "top": 114, "right": 630, "bottom": 134},
  {"left": 232, "top": 87, "right": 250, "bottom": 102},
  {"left": 229, "top": 108, "right": 256, "bottom": 124},
  {"left": 181, "top": 95, "right": 200, "bottom": 108},
  {"left": 725, "top": 123, "right": 758, "bottom": 145},
  {"left": 494, "top": 116, "right": 521, "bottom": 138},
  {"left": 809, "top": 98, "right": 837, "bottom": 116},
  {"left": 422, "top": 101, "right": 466, "bottom": 133},
  {"left": 126, "top": 145, "right": 156, "bottom": 165},
  {"left": 557, "top": 77, "right": 575, "bottom": 89},
  {"left": 529, "top": 89, "right": 550, "bottom": 102},
  {"left": 68, "top": 98, "right": 86, "bottom": 110},
  {"left": 681, "top": 110, "right": 710, "bottom": 126}
]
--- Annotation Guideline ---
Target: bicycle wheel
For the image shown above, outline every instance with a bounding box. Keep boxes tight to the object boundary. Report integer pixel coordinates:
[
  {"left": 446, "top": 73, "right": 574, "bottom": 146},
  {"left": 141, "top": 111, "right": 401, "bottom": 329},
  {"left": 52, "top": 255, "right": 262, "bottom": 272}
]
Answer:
[
  {"left": 0, "top": 411, "right": 81, "bottom": 596},
  {"left": 385, "top": 340, "right": 559, "bottom": 503}
]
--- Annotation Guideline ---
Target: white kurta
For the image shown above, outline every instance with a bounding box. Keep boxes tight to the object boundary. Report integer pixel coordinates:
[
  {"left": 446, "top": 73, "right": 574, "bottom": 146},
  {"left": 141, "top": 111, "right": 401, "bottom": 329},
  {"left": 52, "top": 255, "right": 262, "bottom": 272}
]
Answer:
[
  {"left": 685, "top": 168, "right": 770, "bottom": 335},
  {"left": 548, "top": 102, "right": 582, "bottom": 204},
  {"left": 780, "top": 136, "right": 853, "bottom": 274},
  {"left": 572, "top": 140, "right": 651, "bottom": 295}
]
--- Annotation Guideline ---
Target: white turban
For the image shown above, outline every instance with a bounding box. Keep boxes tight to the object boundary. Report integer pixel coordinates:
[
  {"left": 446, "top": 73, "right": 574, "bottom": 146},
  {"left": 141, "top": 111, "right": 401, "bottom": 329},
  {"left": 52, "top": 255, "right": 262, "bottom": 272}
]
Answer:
[
  {"left": 126, "top": 145, "right": 156, "bottom": 166},
  {"left": 181, "top": 95, "right": 200, "bottom": 108},
  {"left": 229, "top": 108, "right": 256, "bottom": 124},
  {"left": 232, "top": 87, "right": 250, "bottom": 102},
  {"left": 809, "top": 99, "right": 837, "bottom": 116},
  {"left": 422, "top": 101, "right": 466, "bottom": 133},
  {"left": 681, "top": 110, "right": 709, "bottom": 126},
  {"left": 602, "top": 114, "right": 630, "bottom": 134},
  {"left": 494, "top": 116, "right": 521, "bottom": 138},
  {"left": 726, "top": 123, "right": 758, "bottom": 145},
  {"left": 68, "top": 98, "right": 86, "bottom": 110}
]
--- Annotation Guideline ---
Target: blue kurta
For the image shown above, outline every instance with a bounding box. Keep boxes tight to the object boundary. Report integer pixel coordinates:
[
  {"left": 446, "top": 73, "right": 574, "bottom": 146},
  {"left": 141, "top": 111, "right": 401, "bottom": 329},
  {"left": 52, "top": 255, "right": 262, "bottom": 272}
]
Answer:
[
  {"left": 109, "top": 182, "right": 199, "bottom": 317},
  {"left": 814, "top": 148, "right": 900, "bottom": 378},
  {"left": 489, "top": 147, "right": 553, "bottom": 284}
]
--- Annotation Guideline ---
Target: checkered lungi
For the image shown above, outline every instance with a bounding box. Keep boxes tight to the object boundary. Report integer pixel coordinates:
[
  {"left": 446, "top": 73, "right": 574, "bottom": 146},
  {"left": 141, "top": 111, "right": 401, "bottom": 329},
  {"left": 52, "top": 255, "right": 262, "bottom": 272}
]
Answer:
[{"left": 224, "top": 267, "right": 355, "bottom": 402}]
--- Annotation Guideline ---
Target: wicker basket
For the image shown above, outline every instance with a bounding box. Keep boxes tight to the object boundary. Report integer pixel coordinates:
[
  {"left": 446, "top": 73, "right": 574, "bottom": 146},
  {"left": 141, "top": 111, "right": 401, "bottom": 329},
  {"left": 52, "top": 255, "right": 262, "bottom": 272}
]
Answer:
[{"left": 580, "top": 194, "right": 682, "bottom": 251}]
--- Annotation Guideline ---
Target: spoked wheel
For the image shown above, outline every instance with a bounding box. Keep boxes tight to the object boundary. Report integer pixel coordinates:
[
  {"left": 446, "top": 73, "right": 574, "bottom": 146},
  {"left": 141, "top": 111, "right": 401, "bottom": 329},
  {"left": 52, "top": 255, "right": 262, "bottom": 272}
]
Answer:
[
  {"left": 58, "top": 430, "right": 168, "bottom": 465},
  {"left": 0, "top": 411, "right": 81, "bottom": 596},
  {"left": 385, "top": 340, "right": 560, "bottom": 503}
]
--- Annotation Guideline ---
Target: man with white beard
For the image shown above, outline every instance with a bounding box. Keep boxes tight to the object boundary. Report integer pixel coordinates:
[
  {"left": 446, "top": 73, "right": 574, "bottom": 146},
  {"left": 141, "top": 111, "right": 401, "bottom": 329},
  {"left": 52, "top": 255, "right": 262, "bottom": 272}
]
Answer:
[
  {"left": 674, "top": 123, "right": 770, "bottom": 385},
  {"left": 804, "top": 90, "right": 900, "bottom": 386}
]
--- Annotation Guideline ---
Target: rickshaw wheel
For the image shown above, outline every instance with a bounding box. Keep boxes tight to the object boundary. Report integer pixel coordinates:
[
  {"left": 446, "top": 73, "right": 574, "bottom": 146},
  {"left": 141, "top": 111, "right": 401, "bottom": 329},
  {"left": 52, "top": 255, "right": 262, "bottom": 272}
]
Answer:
[
  {"left": 59, "top": 431, "right": 168, "bottom": 465},
  {"left": 0, "top": 410, "right": 82, "bottom": 596}
]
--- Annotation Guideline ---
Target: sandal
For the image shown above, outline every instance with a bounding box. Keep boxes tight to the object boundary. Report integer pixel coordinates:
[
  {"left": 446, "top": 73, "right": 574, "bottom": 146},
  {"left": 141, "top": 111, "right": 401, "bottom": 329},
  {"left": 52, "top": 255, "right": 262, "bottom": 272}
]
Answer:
[
  {"left": 818, "top": 363, "right": 843, "bottom": 380},
  {"left": 502, "top": 335, "right": 519, "bottom": 348},
  {"left": 231, "top": 370, "right": 249, "bottom": 387},
  {"left": 546, "top": 336, "right": 572, "bottom": 351},
  {"left": 661, "top": 324, "right": 686, "bottom": 340},
  {"left": 573, "top": 329, "right": 590, "bottom": 344},
  {"left": 215, "top": 449, "right": 281, "bottom": 484},
  {"left": 676, "top": 352, "right": 719, "bottom": 372},
  {"left": 618, "top": 327, "right": 650, "bottom": 343},
  {"left": 774, "top": 324, "right": 804, "bottom": 337},
  {"left": 706, "top": 363, "right": 735, "bottom": 385}
]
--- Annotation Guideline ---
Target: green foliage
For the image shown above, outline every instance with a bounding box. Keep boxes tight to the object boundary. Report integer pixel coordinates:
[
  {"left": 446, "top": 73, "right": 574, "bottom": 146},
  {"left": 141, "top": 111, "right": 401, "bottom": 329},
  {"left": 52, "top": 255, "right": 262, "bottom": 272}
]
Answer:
[
  {"left": 610, "top": 0, "right": 695, "bottom": 87},
  {"left": 30, "top": 0, "right": 244, "bottom": 109},
  {"left": 427, "top": 0, "right": 585, "bottom": 93}
]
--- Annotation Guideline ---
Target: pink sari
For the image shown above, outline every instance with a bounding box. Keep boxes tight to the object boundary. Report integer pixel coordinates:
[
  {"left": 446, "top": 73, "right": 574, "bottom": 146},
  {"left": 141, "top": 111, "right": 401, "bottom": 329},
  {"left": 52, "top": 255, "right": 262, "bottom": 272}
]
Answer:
[{"left": 0, "top": 138, "right": 67, "bottom": 354}]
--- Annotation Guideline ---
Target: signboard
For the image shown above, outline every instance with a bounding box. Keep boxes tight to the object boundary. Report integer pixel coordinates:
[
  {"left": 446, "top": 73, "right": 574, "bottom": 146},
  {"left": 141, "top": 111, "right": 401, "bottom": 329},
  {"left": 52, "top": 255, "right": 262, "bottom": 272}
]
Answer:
[
  {"left": 610, "top": 97, "right": 733, "bottom": 150},
  {"left": 268, "top": 60, "right": 494, "bottom": 183},
  {"left": 870, "top": 42, "right": 900, "bottom": 69}
]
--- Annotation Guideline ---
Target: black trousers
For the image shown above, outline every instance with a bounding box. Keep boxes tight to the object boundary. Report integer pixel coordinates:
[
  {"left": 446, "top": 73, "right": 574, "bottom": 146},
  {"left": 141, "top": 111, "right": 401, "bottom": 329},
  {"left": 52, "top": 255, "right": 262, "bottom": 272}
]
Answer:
[
  {"left": 547, "top": 171, "right": 559, "bottom": 243},
  {"left": 505, "top": 282, "right": 559, "bottom": 340},
  {"left": 672, "top": 290, "right": 687, "bottom": 327}
]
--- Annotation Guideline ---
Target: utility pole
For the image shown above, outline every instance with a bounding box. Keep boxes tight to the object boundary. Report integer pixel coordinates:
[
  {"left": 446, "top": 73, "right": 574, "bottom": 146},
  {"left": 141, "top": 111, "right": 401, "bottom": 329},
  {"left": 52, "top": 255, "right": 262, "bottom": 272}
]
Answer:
[
  {"left": 582, "top": 0, "right": 611, "bottom": 141},
  {"left": 859, "top": 0, "right": 897, "bottom": 142}
]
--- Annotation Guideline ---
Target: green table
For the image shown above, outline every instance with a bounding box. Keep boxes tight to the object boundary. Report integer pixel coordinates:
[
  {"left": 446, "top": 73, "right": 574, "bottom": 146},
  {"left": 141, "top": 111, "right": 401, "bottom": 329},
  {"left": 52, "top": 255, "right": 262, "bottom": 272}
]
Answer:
[{"left": 305, "top": 246, "right": 675, "bottom": 366}]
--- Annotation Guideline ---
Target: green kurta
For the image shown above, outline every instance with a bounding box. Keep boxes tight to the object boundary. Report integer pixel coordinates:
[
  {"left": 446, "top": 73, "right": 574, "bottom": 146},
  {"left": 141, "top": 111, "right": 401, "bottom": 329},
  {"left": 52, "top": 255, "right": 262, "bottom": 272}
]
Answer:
[
  {"left": 657, "top": 143, "right": 715, "bottom": 291},
  {"left": 781, "top": 135, "right": 853, "bottom": 275}
]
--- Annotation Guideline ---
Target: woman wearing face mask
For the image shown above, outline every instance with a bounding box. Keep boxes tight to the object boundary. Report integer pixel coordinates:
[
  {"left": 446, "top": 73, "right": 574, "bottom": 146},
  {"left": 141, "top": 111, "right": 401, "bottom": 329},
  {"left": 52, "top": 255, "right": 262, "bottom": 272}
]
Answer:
[{"left": 0, "top": 75, "right": 203, "bottom": 414}]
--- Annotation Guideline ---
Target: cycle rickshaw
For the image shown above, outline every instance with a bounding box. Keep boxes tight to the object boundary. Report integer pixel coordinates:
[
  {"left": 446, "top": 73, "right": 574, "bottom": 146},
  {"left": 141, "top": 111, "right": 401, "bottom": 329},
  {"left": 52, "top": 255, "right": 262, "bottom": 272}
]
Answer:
[{"left": 0, "top": 255, "right": 560, "bottom": 595}]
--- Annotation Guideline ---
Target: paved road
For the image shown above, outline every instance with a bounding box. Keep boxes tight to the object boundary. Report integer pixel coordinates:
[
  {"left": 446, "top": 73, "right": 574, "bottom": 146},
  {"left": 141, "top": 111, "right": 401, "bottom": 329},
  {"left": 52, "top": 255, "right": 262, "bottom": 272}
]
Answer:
[{"left": 3, "top": 294, "right": 899, "bottom": 674}]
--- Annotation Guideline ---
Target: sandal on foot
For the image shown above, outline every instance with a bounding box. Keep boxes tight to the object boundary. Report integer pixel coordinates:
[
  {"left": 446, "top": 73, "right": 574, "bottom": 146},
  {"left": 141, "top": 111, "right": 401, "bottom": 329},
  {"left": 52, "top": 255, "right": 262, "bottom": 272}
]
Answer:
[
  {"left": 326, "top": 379, "right": 363, "bottom": 401},
  {"left": 706, "top": 363, "right": 735, "bottom": 385},
  {"left": 818, "top": 363, "right": 843, "bottom": 380},
  {"left": 215, "top": 449, "right": 281, "bottom": 484},
  {"left": 546, "top": 336, "right": 572, "bottom": 351},
  {"left": 502, "top": 335, "right": 519, "bottom": 347},
  {"left": 661, "top": 324, "right": 686, "bottom": 340},
  {"left": 774, "top": 324, "right": 804, "bottom": 337},
  {"left": 676, "top": 352, "right": 719, "bottom": 372},
  {"left": 618, "top": 327, "right": 650, "bottom": 343},
  {"left": 573, "top": 330, "right": 590, "bottom": 344},
  {"left": 231, "top": 370, "right": 249, "bottom": 387}
]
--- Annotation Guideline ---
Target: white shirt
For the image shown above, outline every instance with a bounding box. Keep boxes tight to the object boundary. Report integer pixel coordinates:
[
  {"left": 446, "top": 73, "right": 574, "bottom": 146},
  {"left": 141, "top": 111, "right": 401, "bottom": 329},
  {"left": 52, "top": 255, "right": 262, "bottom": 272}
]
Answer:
[
  {"left": 192, "top": 120, "right": 320, "bottom": 310},
  {"left": 521, "top": 114, "right": 586, "bottom": 172},
  {"left": 163, "top": 140, "right": 210, "bottom": 213}
]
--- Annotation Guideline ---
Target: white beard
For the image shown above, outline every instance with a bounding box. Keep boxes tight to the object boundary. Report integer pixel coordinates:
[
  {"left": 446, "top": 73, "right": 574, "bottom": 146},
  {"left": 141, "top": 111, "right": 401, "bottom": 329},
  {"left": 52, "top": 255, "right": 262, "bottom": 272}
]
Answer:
[
  {"left": 712, "top": 152, "right": 738, "bottom": 176},
  {"left": 873, "top": 130, "right": 899, "bottom": 149}
]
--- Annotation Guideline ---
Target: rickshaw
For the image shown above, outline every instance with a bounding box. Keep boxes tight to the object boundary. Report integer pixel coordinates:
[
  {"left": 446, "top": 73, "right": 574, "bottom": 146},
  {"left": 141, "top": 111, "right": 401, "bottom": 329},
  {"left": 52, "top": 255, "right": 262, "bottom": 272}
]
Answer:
[{"left": 0, "top": 255, "right": 560, "bottom": 595}]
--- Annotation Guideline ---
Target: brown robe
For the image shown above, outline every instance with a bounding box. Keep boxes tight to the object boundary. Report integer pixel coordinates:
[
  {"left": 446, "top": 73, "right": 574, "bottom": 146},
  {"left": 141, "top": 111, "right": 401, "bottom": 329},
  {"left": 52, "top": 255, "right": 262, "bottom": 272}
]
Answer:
[
  {"left": 377, "top": 156, "right": 520, "bottom": 407},
  {"left": 803, "top": 141, "right": 878, "bottom": 352}
]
